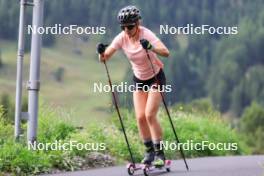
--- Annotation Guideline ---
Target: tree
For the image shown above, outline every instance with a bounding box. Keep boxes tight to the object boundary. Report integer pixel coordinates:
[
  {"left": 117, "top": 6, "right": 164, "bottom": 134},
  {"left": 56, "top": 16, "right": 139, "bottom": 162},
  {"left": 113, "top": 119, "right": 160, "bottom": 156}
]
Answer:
[
  {"left": 0, "top": 49, "right": 3, "bottom": 68},
  {"left": 208, "top": 16, "right": 264, "bottom": 114}
]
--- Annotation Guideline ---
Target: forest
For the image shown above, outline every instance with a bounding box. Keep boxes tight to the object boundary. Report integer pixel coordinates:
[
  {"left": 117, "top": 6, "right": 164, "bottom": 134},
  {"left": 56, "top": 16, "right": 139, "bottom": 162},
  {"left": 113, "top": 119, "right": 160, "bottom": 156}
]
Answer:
[{"left": 0, "top": 0, "right": 263, "bottom": 115}]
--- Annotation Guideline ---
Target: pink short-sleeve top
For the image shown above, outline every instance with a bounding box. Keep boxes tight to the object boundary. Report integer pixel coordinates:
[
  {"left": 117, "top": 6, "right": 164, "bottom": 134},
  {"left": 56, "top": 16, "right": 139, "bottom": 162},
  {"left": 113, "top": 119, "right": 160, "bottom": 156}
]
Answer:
[{"left": 109, "top": 26, "right": 164, "bottom": 80}]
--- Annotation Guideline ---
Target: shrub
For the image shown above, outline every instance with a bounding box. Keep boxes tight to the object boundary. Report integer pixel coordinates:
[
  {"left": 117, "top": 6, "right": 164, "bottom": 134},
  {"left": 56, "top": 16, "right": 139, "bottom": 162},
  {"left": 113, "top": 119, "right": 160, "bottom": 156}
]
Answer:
[
  {"left": 0, "top": 93, "right": 28, "bottom": 124},
  {"left": 53, "top": 67, "right": 65, "bottom": 83},
  {"left": 0, "top": 141, "right": 51, "bottom": 175},
  {"left": 0, "top": 104, "right": 77, "bottom": 175},
  {"left": 0, "top": 105, "right": 4, "bottom": 118},
  {"left": 240, "top": 102, "right": 264, "bottom": 154},
  {"left": 0, "top": 93, "right": 14, "bottom": 123},
  {"left": 240, "top": 102, "right": 264, "bottom": 133}
]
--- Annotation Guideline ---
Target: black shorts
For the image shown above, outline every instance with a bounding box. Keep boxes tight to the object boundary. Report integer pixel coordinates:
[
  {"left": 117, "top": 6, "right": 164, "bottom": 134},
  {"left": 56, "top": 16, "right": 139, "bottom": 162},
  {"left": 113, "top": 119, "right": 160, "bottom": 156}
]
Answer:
[{"left": 133, "top": 69, "right": 166, "bottom": 91}]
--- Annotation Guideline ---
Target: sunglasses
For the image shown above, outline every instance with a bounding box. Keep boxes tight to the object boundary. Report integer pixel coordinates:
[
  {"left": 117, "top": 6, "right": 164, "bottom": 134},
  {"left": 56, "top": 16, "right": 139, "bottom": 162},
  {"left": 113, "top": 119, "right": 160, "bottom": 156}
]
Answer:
[{"left": 120, "top": 23, "right": 136, "bottom": 30}]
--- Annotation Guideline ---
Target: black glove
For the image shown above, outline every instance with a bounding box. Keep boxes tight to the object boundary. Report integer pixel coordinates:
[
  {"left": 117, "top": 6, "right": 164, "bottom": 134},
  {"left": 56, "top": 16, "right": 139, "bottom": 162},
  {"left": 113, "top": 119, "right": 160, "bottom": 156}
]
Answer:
[
  {"left": 96, "top": 43, "right": 108, "bottom": 54},
  {"left": 140, "top": 39, "right": 152, "bottom": 50}
]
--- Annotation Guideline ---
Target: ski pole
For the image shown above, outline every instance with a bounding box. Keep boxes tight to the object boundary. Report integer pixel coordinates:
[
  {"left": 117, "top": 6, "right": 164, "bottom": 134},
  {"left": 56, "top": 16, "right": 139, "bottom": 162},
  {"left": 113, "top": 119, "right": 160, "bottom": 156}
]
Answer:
[
  {"left": 97, "top": 43, "right": 136, "bottom": 165},
  {"left": 143, "top": 48, "right": 189, "bottom": 171}
]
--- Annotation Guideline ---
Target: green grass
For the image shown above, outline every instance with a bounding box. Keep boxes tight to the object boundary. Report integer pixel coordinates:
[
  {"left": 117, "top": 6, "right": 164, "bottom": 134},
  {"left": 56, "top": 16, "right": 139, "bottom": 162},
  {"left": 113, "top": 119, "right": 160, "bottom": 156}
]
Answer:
[
  {"left": 106, "top": 106, "right": 250, "bottom": 161},
  {"left": 0, "top": 103, "right": 114, "bottom": 175},
  {"left": 0, "top": 37, "right": 128, "bottom": 126},
  {"left": 0, "top": 101, "right": 250, "bottom": 175},
  {"left": 0, "top": 104, "right": 75, "bottom": 175}
]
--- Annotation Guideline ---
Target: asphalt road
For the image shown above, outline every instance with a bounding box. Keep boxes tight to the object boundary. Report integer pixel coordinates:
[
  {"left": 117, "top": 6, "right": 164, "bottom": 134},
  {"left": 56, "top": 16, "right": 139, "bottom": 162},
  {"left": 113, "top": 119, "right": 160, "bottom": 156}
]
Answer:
[{"left": 45, "top": 155, "right": 264, "bottom": 176}]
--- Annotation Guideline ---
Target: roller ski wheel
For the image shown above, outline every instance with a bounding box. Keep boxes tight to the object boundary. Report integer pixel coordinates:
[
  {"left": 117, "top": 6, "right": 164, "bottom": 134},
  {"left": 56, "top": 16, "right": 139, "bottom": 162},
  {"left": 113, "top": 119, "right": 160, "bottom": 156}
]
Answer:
[
  {"left": 166, "top": 167, "right": 170, "bottom": 172},
  {"left": 126, "top": 163, "right": 136, "bottom": 175},
  {"left": 143, "top": 165, "right": 150, "bottom": 176}
]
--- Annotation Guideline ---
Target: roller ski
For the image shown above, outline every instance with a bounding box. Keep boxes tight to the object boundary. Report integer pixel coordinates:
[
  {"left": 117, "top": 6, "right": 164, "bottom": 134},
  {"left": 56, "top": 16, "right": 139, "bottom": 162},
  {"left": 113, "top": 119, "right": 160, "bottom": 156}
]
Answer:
[
  {"left": 127, "top": 148, "right": 171, "bottom": 176},
  {"left": 127, "top": 160, "right": 171, "bottom": 176}
]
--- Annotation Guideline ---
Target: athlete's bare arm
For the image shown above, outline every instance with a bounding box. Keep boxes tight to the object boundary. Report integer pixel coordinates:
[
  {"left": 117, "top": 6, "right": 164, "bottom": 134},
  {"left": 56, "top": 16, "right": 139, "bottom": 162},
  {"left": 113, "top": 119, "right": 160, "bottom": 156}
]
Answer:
[{"left": 152, "top": 40, "right": 170, "bottom": 57}]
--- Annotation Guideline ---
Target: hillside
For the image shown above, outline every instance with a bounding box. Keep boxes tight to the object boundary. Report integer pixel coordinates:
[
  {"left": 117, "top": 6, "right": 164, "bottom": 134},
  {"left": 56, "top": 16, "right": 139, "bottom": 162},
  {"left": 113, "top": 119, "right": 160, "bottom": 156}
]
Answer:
[{"left": 0, "top": 36, "right": 128, "bottom": 126}]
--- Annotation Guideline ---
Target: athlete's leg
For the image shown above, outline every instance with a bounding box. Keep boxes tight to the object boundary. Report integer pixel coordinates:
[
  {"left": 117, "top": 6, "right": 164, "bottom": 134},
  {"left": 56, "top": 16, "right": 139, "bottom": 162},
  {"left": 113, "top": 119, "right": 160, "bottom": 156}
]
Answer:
[
  {"left": 133, "top": 90, "right": 155, "bottom": 164},
  {"left": 133, "top": 90, "right": 150, "bottom": 140},
  {"left": 145, "top": 89, "right": 166, "bottom": 165},
  {"left": 145, "top": 90, "right": 162, "bottom": 141}
]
